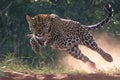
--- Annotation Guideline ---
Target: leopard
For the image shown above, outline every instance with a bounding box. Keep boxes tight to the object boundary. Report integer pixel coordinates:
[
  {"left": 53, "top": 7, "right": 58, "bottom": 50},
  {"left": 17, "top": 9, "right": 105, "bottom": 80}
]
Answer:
[{"left": 26, "top": 4, "right": 113, "bottom": 70}]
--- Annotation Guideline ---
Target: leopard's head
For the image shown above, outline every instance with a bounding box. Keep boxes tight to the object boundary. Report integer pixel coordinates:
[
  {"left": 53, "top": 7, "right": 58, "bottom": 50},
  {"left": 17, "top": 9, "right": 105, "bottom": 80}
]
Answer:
[{"left": 26, "top": 14, "right": 60, "bottom": 37}]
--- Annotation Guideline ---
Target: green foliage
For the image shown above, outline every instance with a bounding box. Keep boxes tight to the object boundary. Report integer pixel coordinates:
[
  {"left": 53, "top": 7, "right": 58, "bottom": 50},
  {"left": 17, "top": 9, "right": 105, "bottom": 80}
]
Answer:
[{"left": 0, "top": 0, "right": 120, "bottom": 65}]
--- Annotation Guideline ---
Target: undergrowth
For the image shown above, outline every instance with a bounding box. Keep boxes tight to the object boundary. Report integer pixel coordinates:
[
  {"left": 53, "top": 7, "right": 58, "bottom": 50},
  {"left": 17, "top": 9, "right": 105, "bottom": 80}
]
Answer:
[
  {"left": 0, "top": 53, "right": 120, "bottom": 75},
  {"left": 0, "top": 53, "right": 85, "bottom": 74}
]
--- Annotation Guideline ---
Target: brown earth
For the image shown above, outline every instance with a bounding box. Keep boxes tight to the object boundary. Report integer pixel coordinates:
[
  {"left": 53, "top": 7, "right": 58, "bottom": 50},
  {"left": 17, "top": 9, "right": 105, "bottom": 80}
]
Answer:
[{"left": 0, "top": 71, "right": 120, "bottom": 80}]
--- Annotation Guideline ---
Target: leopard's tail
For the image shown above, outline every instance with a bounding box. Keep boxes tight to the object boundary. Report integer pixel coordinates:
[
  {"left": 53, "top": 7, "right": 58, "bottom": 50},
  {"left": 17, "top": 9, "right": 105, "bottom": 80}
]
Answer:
[{"left": 85, "top": 4, "right": 113, "bottom": 30}]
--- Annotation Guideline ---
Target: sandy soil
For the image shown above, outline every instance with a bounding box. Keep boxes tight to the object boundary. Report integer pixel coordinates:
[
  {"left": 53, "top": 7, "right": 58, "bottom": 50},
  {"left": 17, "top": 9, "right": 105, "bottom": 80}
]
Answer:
[{"left": 0, "top": 71, "right": 120, "bottom": 80}]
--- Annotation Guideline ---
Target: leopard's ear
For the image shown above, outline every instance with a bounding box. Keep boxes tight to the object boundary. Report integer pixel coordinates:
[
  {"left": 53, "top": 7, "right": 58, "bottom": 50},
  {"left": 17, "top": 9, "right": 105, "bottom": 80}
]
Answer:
[{"left": 26, "top": 15, "right": 32, "bottom": 22}]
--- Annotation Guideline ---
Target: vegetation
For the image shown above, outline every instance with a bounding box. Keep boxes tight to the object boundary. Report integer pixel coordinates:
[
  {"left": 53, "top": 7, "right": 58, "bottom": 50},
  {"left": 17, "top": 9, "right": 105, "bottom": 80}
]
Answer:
[
  {"left": 0, "top": 53, "right": 86, "bottom": 74},
  {"left": 0, "top": 0, "right": 120, "bottom": 73}
]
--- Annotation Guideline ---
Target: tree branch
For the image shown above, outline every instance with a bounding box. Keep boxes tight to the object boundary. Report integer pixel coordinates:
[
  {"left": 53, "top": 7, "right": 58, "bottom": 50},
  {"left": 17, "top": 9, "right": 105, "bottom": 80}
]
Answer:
[{"left": 0, "top": 2, "right": 12, "bottom": 16}]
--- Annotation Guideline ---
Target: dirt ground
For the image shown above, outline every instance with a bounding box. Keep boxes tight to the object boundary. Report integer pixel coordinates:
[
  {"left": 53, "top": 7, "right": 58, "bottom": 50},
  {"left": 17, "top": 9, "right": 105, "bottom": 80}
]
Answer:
[{"left": 0, "top": 71, "right": 120, "bottom": 80}]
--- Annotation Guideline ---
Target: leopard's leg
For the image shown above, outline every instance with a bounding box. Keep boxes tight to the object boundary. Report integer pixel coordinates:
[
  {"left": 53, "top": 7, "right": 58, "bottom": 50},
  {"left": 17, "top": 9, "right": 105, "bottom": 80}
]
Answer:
[
  {"left": 52, "top": 38, "right": 97, "bottom": 71},
  {"left": 67, "top": 45, "right": 96, "bottom": 70},
  {"left": 83, "top": 36, "right": 113, "bottom": 62},
  {"left": 30, "top": 37, "right": 43, "bottom": 53}
]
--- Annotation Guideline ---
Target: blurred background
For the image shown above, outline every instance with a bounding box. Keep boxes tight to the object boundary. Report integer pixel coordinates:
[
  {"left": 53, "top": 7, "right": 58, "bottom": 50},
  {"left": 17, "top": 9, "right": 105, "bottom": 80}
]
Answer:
[{"left": 0, "top": 0, "right": 120, "bottom": 69}]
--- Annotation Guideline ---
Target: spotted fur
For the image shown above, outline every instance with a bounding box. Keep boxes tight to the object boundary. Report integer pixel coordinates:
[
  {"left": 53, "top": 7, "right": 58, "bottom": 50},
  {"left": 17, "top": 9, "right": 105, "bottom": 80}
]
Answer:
[{"left": 26, "top": 4, "right": 113, "bottom": 66}]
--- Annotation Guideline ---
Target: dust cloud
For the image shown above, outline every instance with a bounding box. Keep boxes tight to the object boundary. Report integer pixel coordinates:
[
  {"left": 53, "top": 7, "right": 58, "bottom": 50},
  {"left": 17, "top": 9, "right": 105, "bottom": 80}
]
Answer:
[{"left": 59, "top": 32, "right": 120, "bottom": 72}]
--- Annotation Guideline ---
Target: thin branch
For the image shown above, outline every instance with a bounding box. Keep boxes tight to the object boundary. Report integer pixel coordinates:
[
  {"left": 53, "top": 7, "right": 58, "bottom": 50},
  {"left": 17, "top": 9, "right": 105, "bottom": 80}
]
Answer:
[
  {"left": 2, "top": 2, "right": 12, "bottom": 13},
  {"left": 0, "top": 2, "right": 12, "bottom": 16}
]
